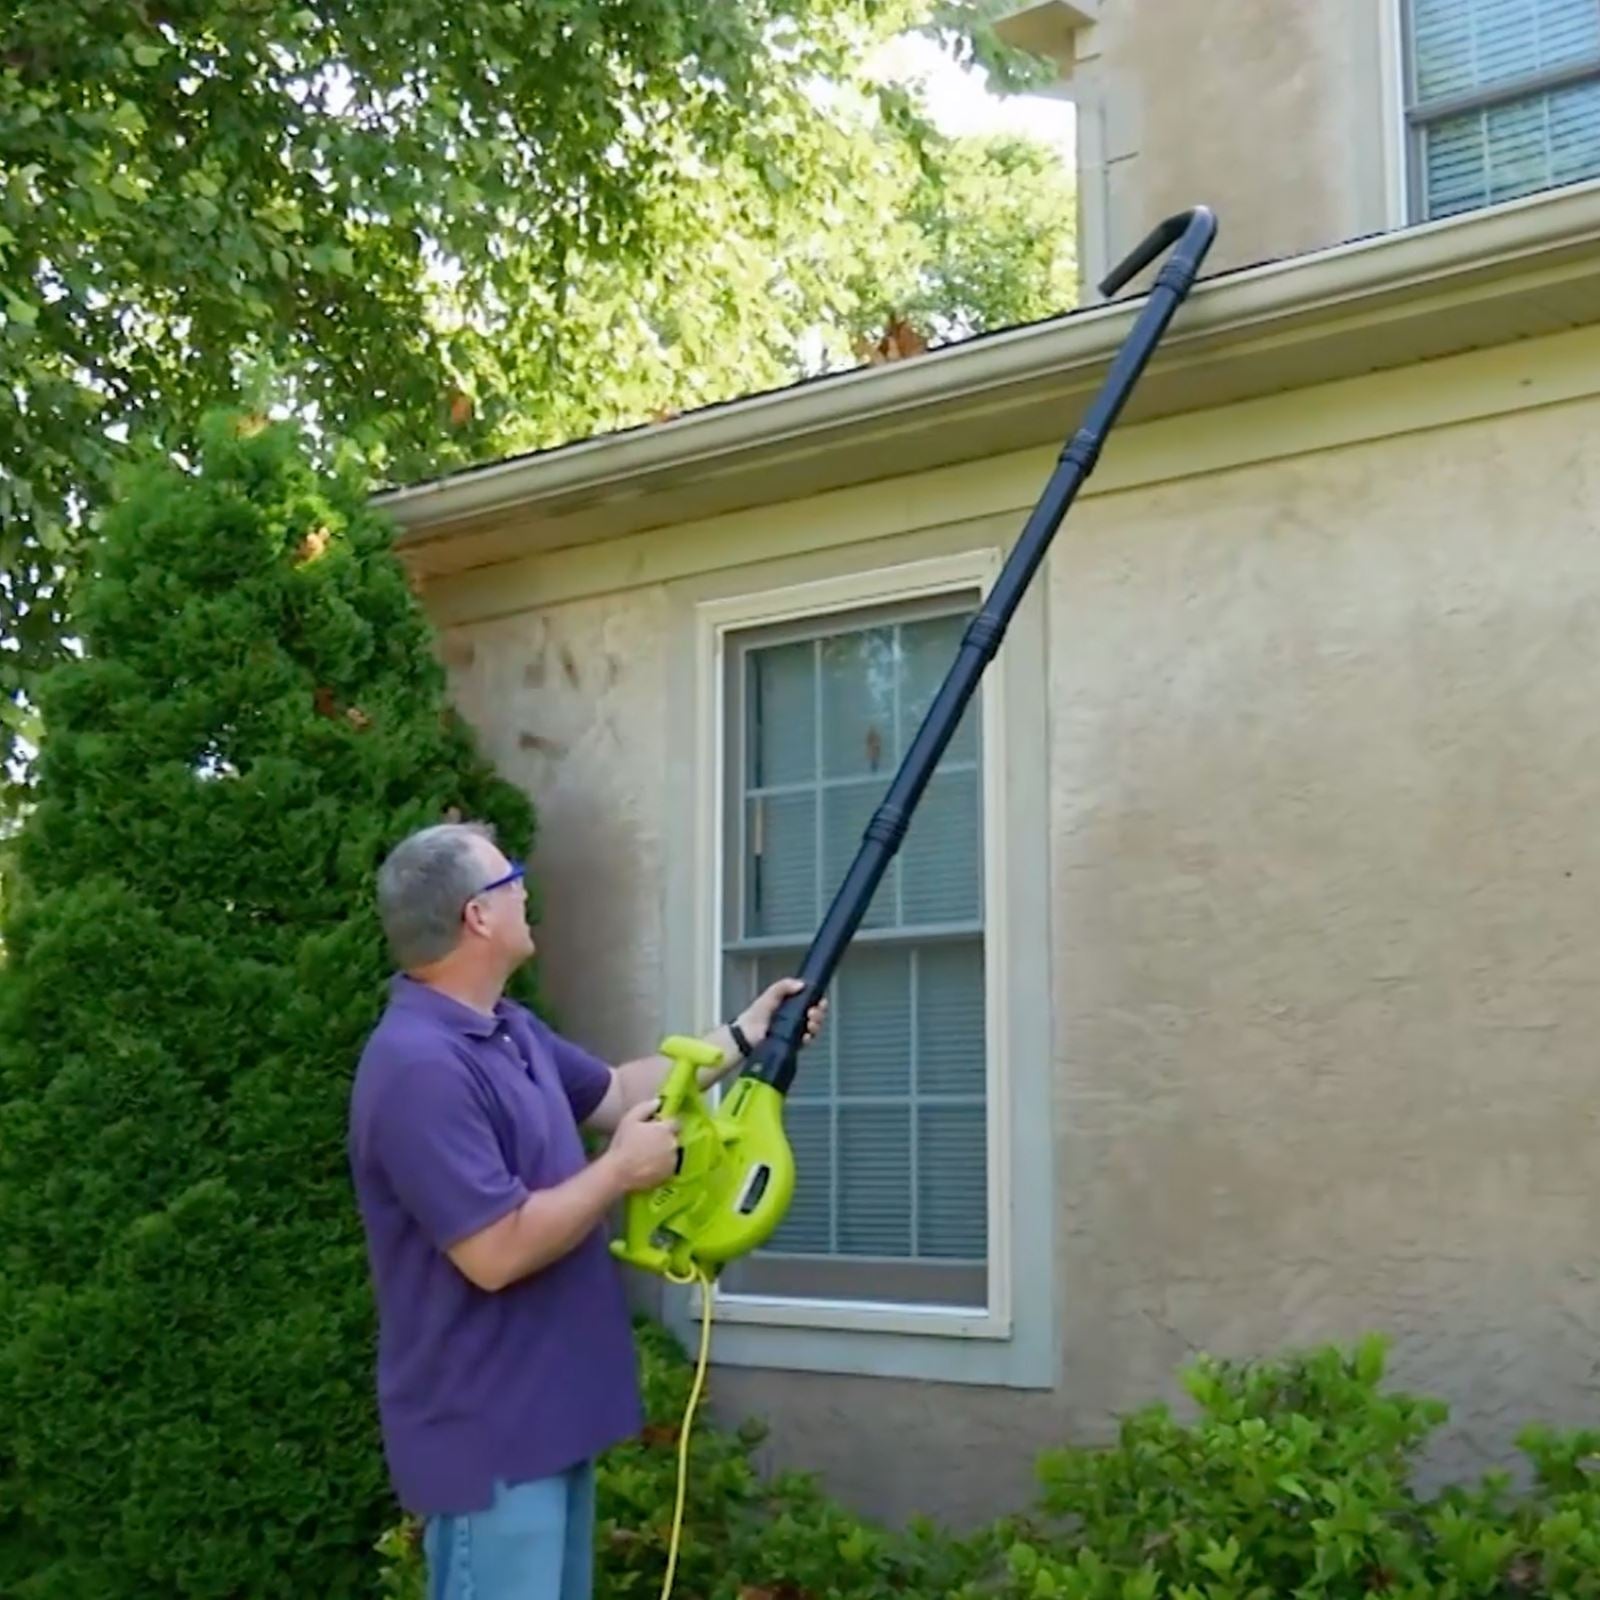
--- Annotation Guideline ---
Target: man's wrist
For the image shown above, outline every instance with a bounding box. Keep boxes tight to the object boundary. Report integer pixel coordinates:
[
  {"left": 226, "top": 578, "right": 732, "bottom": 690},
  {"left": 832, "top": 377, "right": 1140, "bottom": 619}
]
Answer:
[
  {"left": 697, "top": 1019, "right": 751, "bottom": 1082},
  {"left": 591, "top": 1145, "right": 631, "bottom": 1203}
]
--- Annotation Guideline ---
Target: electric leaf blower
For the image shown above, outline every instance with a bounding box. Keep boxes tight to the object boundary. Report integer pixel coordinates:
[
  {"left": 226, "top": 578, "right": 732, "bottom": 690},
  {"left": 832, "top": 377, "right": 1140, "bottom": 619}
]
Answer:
[{"left": 611, "top": 206, "right": 1218, "bottom": 1288}]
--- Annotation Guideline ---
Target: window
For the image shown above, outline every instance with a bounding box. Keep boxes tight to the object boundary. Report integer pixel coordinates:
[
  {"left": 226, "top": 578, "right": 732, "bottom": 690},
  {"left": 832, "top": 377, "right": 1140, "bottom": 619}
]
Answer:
[
  {"left": 716, "top": 593, "right": 990, "bottom": 1313},
  {"left": 668, "top": 548, "right": 1055, "bottom": 1385},
  {"left": 1404, "top": 0, "right": 1600, "bottom": 219}
]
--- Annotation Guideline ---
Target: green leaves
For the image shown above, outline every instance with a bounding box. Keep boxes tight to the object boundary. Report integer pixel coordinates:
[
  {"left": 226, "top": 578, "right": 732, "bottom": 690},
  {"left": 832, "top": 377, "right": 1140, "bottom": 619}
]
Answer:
[
  {"left": 0, "top": 0, "right": 1078, "bottom": 808},
  {"left": 1017, "top": 1337, "right": 1600, "bottom": 1600},
  {"left": 366, "top": 1328, "right": 1600, "bottom": 1599},
  {"left": 306, "top": 242, "right": 357, "bottom": 278}
]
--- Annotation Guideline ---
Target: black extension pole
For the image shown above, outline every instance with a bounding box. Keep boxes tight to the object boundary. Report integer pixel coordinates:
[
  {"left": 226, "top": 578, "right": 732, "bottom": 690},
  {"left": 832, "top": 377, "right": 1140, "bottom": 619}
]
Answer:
[{"left": 746, "top": 206, "right": 1219, "bottom": 1095}]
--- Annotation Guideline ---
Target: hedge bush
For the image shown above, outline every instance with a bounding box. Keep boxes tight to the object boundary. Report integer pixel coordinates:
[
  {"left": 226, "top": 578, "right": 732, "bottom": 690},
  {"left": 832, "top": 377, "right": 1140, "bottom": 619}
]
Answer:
[
  {"left": 0, "top": 412, "right": 543, "bottom": 1597},
  {"left": 379, "top": 1328, "right": 1600, "bottom": 1600}
]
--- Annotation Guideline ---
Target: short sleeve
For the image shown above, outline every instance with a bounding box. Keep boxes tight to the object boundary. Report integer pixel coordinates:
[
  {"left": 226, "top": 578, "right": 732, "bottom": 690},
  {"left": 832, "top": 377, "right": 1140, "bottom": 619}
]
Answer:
[
  {"left": 522, "top": 1011, "right": 614, "bottom": 1124},
  {"left": 369, "top": 1057, "right": 530, "bottom": 1251}
]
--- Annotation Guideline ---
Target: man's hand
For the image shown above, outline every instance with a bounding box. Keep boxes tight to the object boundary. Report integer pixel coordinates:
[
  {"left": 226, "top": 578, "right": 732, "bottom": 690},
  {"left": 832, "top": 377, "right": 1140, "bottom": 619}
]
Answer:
[
  {"left": 734, "top": 977, "right": 829, "bottom": 1054},
  {"left": 582, "top": 981, "right": 830, "bottom": 1136},
  {"left": 600, "top": 1098, "right": 680, "bottom": 1192}
]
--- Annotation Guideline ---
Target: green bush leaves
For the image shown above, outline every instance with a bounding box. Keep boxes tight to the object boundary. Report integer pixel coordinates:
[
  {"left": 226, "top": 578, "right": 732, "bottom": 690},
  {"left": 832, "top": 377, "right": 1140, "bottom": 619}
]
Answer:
[
  {"left": 381, "top": 1329, "right": 1600, "bottom": 1599},
  {"left": 0, "top": 413, "right": 541, "bottom": 1596}
]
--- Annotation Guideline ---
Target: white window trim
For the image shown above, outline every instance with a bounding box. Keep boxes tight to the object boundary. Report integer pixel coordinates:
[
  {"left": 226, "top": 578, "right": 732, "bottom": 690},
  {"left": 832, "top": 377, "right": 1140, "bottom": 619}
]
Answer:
[
  {"left": 1380, "top": 0, "right": 1413, "bottom": 227},
  {"left": 660, "top": 544, "right": 1058, "bottom": 1388}
]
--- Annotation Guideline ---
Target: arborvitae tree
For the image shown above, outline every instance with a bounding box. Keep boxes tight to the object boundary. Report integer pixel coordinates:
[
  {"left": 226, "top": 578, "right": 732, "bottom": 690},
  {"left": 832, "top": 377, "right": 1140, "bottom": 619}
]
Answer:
[{"left": 0, "top": 413, "right": 541, "bottom": 1597}]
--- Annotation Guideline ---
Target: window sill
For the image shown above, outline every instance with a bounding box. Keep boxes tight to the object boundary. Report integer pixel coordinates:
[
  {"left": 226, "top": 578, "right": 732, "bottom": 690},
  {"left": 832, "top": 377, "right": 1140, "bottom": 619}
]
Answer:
[
  {"left": 663, "top": 1282, "right": 1056, "bottom": 1390},
  {"left": 699, "top": 1289, "right": 1009, "bottom": 1340}
]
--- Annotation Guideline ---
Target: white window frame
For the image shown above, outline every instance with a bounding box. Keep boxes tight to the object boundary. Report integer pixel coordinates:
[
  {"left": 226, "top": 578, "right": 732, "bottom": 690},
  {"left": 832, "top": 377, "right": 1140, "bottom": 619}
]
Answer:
[
  {"left": 660, "top": 545, "right": 1057, "bottom": 1388},
  {"left": 700, "top": 551, "right": 1007, "bottom": 1337},
  {"left": 1380, "top": 0, "right": 1414, "bottom": 228},
  {"left": 1396, "top": 0, "right": 1600, "bottom": 222}
]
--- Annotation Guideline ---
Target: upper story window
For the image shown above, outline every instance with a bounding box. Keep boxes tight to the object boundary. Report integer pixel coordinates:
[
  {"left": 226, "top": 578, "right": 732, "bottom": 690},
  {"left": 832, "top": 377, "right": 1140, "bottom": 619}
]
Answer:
[{"left": 1404, "top": 0, "right": 1600, "bottom": 218}]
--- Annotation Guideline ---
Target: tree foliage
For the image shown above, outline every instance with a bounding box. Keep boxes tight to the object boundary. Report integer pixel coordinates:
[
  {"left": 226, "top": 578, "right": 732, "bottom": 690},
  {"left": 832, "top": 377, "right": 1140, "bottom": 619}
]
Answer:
[
  {"left": 0, "top": 0, "right": 1074, "bottom": 800},
  {"left": 0, "top": 412, "right": 541, "bottom": 1597}
]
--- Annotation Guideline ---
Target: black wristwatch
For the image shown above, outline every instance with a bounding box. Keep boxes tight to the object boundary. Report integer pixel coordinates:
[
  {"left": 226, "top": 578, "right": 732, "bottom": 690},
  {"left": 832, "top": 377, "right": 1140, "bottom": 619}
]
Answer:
[{"left": 727, "top": 1018, "right": 753, "bottom": 1059}]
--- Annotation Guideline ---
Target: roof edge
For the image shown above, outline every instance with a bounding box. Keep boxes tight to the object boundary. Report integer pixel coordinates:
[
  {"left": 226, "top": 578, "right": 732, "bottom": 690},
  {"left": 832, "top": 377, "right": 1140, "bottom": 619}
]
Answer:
[{"left": 377, "top": 181, "right": 1600, "bottom": 546}]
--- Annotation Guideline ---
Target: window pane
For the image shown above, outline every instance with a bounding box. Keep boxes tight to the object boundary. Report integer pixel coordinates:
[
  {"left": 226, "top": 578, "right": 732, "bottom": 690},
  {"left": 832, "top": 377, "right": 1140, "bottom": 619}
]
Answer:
[
  {"left": 1487, "top": 94, "right": 1553, "bottom": 198},
  {"left": 899, "top": 611, "right": 980, "bottom": 764},
  {"left": 821, "top": 626, "right": 899, "bottom": 779},
  {"left": 1415, "top": 0, "right": 1476, "bottom": 100},
  {"left": 1544, "top": 0, "right": 1600, "bottom": 61},
  {"left": 745, "top": 792, "right": 815, "bottom": 937},
  {"left": 917, "top": 943, "right": 986, "bottom": 1095},
  {"left": 1424, "top": 107, "right": 1491, "bottom": 213},
  {"left": 769, "top": 1105, "right": 832, "bottom": 1254},
  {"left": 1413, "top": 0, "right": 1600, "bottom": 104},
  {"left": 837, "top": 946, "right": 911, "bottom": 1098},
  {"left": 1423, "top": 79, "right": 1600, "bottom": 215},
  {"left": 748, "top": 641, "right": 814, "bottom": 789},
  {"left": 1551, "top": 76, "right": 1600, "bottom": 174},
  {"left": 901, "top": 770, "right": 981, "bottom": 924},
  {"left": 838, "top": 1106, "right": 912, "bottom": 1257},
  {"left": 917, "top": 1106, "right": 987, "bottom": 1261}
]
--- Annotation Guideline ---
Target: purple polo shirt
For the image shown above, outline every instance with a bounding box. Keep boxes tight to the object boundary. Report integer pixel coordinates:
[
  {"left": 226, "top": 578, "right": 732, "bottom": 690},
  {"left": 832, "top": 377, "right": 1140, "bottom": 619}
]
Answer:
[{"left": 347, "top": 974, "right": 643, "bottom": 1515}]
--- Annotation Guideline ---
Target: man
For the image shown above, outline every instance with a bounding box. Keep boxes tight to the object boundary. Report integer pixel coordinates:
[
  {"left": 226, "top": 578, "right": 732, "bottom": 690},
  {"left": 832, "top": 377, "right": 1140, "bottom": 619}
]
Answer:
[{"left": 347, "top": 819, "right": 825, "bottom": 1600}]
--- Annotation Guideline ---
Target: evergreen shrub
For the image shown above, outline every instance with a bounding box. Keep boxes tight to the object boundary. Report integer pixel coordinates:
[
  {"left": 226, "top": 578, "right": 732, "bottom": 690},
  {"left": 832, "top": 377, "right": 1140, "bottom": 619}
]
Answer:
[{"left": 0, "top": 412, "right": 539, "bottom": 1597}]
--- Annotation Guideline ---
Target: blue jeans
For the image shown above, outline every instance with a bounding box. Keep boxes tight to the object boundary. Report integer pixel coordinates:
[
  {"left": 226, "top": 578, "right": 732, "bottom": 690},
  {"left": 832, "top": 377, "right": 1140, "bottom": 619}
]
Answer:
[{"left": 423, "top": 1461, "right": 596, "bottom": 1600}]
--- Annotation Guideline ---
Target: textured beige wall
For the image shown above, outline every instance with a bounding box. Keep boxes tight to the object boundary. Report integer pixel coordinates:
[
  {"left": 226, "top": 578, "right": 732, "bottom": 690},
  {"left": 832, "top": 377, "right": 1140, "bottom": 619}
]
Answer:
[
  {"left": 1076, "top": 0, "right": 1398, "bottom": 283},
  {"left": 1046, "top": 395, "right": 1600, "bottom": 1450},
  {"left": 437, "top": 588, "right": 674, "bottom": 1068},
  {"left": 426, "top": 379, "right": 1600, "bottom": 1527}
]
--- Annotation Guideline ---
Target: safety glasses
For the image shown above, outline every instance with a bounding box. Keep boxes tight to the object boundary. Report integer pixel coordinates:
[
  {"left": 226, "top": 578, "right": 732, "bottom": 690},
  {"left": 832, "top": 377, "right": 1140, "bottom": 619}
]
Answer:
[{"left": 468, "top": 860, "right": 525, "bottom": 905}]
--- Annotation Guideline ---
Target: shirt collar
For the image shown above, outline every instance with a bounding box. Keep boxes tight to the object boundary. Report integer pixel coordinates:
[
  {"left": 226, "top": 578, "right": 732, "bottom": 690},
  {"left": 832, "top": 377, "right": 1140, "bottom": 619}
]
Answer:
[{"left": 387, "top": 972, "right": 509, "bottom": 1039}]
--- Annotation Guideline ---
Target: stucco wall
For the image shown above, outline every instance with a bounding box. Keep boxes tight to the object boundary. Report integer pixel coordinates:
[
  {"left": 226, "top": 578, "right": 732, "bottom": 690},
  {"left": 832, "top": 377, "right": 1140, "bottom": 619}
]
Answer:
[
  {"left": 438, "top": 588, "right": 674, "bottom": 1069},
  {"left": 427, "top": 364, "right": 1600, "bottom": 1527},
  {"left": 1074, "top": 0, "right": 1399, "bottom": 284},
  {"left": 1045, "top": 395, "right": 1600, "bottom": 1459}
]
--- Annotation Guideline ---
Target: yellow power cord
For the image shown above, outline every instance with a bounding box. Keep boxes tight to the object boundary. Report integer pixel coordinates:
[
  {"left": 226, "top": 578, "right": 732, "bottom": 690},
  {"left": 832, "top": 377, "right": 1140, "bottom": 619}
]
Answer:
[{"left": 658, "top": 1263, "right": 714, "bottom": 1600}]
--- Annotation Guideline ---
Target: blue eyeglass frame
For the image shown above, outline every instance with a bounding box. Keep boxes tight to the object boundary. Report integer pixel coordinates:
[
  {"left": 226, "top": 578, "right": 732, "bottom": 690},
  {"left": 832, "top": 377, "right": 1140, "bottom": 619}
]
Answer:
[{"left": 469, "top": 860, "right": 525, "bottom": 904}]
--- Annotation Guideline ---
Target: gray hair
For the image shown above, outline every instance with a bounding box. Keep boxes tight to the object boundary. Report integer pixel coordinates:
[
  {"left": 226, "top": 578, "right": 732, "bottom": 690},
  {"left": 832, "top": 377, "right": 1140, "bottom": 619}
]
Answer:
[{"left": 376, "top": 821, "right": 497, "bottom": 968}]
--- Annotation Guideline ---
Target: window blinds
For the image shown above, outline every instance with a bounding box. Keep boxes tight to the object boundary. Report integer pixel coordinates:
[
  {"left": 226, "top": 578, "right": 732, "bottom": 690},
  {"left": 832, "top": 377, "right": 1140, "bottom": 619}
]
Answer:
[
  {"left": 738, "top": 610, "right": 988, "bottom": 1268},
  {"left": 1411, "top": 0, "right": 1600, "bottom": 216}
]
